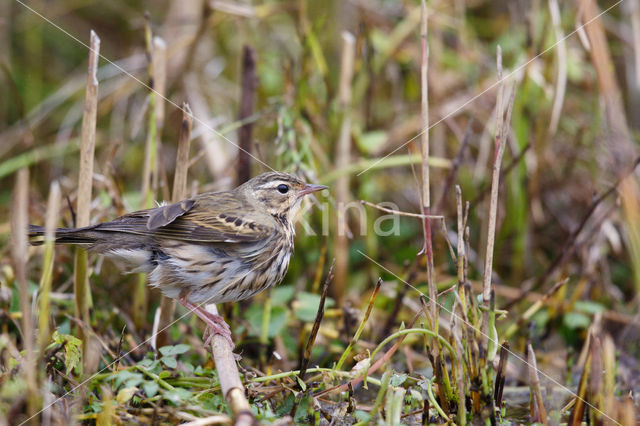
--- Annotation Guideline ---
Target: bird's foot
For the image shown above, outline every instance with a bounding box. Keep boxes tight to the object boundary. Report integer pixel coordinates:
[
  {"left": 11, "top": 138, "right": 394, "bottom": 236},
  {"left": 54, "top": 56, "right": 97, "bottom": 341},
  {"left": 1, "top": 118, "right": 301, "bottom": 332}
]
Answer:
[
  {"left": 202, "top": 317, "right": 235, "bottom": 350},
  {"left": 178, "top": 296, "right": 235, "bottom": 351}
]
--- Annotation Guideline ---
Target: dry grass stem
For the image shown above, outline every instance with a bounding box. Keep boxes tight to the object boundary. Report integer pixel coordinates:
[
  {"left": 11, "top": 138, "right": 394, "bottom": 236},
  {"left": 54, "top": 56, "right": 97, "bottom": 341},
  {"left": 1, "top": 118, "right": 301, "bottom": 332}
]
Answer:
[
  {"left": 206, "top": 305, "right": 254, "bottom": 425},
  {"left": 548, "top": 0, "right": 567, "bottom": 135},
  {"left": 75, "top": 30, "right": 100, "bottom": 374},
  {"left": 481, "top": 46, "right": 505, "bottom": 305},
  {"left": 12, "top": 168, "right": 38, "bottom": 418},
  {"left": 527, "top": 344, "right": 548, "bottom": 424},
  {"left": 360, "top": 200, "right": 443, "bottom": 219},
  {"left": 155, "top": 103, "right": 193, "bottom": 349},
  {"left": 333, "top": 30, "right": 356, "bottom": 302},
  {"left": 237, "top": 45, "right": 257, "bottom": 185},
  {"left": 38, "top": 181, "right": 61, "bottom": 349},
  {"left": 419, "top": 0, "right": 438, "bottom": 334}
]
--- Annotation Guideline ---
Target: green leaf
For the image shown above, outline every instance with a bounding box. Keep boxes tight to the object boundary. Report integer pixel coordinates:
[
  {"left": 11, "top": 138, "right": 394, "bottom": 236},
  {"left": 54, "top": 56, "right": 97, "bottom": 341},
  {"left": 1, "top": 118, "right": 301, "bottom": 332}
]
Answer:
[
  {"left": 563, "top": 312, "right": 591, "bottom": 330},
  {"left": 245, "top": 305, "right": 289, "bottom": 338},
  {"left": 271, "top": 285, "right": 295, "bottom": 306},
  {"left": 116, "top": 387, "right": 137, "bottom": 404},
  {"left": 390, "top": 373, "right": 407, "bottom": 387},
  {"left": 354, "top": 410, "right": 370, "bottom": 422},
  {"left": 138, "top": 359, "right": 160, "bottom": 372},
  {"left": 164, "top": 388, "right": 192, "bottom": 405},
  {"left": 355, "top": 130, "right": 387, "bottom": 155},
  {"left": 158, "top": 344, "right": 190, "bottom": 357},
  {"left": 574, "top": 300, "right": 605, "bottom": 314},
  {"left": 294, "top": 292, "right": 335, "bottom": 322},
  {"left": 50, "top": 330, "right": 83, "bottom": 375},
  {"left": 160, "top": 356, "right": 177, "bottom": 369},
  {"left": 142, "top": 381, "right": 159, "bottom": 398},
  {"left": 295, "top": 376, "right": 307, "bottom": 392},
  {"left": 113, "top": 370, "right": 143, "bottom": 389}
]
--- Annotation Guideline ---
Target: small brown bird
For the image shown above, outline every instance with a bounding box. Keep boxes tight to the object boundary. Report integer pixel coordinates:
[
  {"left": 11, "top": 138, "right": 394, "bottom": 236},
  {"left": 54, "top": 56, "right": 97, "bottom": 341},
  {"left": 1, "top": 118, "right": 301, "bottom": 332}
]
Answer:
[{"left": 29, "top": 172, "right": 327, "bottom": 348}]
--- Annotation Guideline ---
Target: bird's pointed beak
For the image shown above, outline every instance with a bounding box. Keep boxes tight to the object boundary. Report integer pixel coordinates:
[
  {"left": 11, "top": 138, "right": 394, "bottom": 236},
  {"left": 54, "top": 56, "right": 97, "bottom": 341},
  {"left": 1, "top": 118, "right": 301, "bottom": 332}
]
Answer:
[{"left": 299, "top": 184, "right": 328, "bottom": 197}]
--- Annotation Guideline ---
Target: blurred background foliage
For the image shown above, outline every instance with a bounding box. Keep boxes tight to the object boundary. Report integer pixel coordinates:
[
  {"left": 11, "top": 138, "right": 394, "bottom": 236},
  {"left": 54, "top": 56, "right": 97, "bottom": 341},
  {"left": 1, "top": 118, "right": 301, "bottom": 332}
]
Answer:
[{"left": 1, "top": 0, "right": 640, "bottom": 423}]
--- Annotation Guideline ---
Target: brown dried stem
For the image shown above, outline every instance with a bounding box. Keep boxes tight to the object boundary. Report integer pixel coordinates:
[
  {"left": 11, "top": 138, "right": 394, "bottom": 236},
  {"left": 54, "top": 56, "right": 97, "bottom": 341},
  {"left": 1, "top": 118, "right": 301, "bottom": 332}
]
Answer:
[
  {"left": 333, "top": 31, "right": 356, "bottom": 303},
  {"left": 12, "top": 168, "right": 38, "bottom": 418},
  {"left": 206, "top": 305, "right": 254, "bottom": 426},
  {"left": 547, "top": 0, "right": 567, "bottom": 136},
  {"left": 527, "top": 344, "right": 548, "bottom": 424},
  {"left": 298, "top": 262, "right": 334, "bottom": 386},
  {"left": 155, "top": 103, "right": 193, "bottom": 349},
  {"left": 75, "top": 30, "right": 100, "bottom": 374},
  {"left": 237, "top": 45, "right": 257, "bottom": 185},
  {"left": 419, "top": 0, "right": 437, "bottom": 335},
  {"left": 481, "top": 46, "right": 505, "bottom": 306}
]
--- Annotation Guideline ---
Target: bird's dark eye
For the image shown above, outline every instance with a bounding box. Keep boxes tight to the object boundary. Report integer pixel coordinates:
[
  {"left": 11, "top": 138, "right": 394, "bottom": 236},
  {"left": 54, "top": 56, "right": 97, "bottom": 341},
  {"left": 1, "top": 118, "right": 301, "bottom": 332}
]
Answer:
[{"left": 277, "top": 184, "right": 289, "bottom": 194}]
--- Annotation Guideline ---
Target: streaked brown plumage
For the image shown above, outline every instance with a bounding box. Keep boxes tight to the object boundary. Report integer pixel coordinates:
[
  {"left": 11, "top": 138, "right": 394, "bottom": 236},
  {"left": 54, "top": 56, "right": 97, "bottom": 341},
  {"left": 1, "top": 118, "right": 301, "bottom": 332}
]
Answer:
[{"left": 29, "top": 172, "right": 327, "bottom": 348}]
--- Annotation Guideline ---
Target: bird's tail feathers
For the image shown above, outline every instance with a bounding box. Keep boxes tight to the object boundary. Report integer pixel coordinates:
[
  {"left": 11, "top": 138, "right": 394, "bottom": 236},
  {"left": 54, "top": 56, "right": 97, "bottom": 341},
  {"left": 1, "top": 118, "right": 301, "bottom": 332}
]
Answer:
[{"left": 28, "top": 225, "right": 98, "bottom": 246}]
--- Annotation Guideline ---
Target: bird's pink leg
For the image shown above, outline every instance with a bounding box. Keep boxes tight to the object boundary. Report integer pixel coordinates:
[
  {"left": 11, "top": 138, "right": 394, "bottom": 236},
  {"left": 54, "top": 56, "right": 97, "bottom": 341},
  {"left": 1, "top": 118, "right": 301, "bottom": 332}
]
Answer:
[{"left": 178, "top": 296, "right": 234, "bottom": 350}]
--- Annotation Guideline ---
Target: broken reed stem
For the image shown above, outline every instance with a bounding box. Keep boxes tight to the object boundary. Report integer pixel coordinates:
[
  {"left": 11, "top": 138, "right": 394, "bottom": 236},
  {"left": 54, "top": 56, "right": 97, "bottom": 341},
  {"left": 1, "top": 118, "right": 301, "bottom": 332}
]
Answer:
[
  {"left": 527, "top": 344, "right": 548, "bottom": 424},
  {"left": 38, "top": 181, "right": 61, "bottom": 350},
  {"left": 206, "top": 305, "right": 254, "bottom": 425},
  {"left": 602, "top": 335, "right": 616, "bottom": 418},
  {"left": 75, "top": 30, "right": 100, "bottom": 374},
  {"left": 237, "top": 45, "right": 257, "bottom": 185},
  {"left": 155, "top": 103, "right": 193, "bottom": 349},
  {"left": 494, "top": 341, "right": 509, "bottom": 408},
  {"left": 481, "top": 45, "right": 504, "bottom": 307},
  {"left": 589, "top": 336, "right": 604, "bottom": 424},
  {"left": 153, "top": 36, "right": 167, "bottom": 133},
  {"left": 455, "top": 186, "right": 465, "bottom": 290},
  {"left": 333, "top": 31, "right": 355, "bottom": 304},
  {"left": 135, "top": 16, "right": 159, "bottom": 328},
  {"left": 173, "top": 104, "right": 193, "bottom": 202},
  {"left": 12, "top": 168, "right": 38, "bottom": 418},
  {"left": 419, "top": 0, "right": 438, "bottom": 337}
]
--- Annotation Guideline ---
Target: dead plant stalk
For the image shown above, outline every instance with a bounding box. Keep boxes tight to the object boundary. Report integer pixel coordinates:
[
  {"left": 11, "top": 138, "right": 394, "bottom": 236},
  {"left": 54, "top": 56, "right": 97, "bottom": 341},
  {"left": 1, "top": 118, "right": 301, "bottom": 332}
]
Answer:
[
  {"left": 155, "top": 103, "right": 193, "bottom": 349},
  {"left": 12, "top": 168, "right": 38, "bottom": 418},
  {"left": 75, "top": 30, "right": 99, "bottom": 373},
  {"left": 419, "top": 0, "right": 437, "bottom": 332},
  {"left": 334, "top": 31, "right": 356, "bottom": 303}
]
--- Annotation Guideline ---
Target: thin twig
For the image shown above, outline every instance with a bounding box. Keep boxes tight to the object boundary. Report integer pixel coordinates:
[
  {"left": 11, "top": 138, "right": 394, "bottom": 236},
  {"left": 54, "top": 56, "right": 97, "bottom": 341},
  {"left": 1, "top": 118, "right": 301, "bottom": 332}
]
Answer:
[
  {"left": 298, "top": 262, "right": 334, "bottom": 387},
  {"left": 360, "top": 200, "right": 443, "bottom": 219},
  {"left": 437, "top": 119, "right": 473, "bottom": 212}
]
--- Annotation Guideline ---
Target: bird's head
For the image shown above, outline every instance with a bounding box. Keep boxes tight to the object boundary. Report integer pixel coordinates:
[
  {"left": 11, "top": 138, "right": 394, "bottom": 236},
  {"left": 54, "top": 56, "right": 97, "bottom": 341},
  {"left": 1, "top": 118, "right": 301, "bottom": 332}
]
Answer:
[{"left": 241, "top": 172, "right": 327, "bottom": 221}]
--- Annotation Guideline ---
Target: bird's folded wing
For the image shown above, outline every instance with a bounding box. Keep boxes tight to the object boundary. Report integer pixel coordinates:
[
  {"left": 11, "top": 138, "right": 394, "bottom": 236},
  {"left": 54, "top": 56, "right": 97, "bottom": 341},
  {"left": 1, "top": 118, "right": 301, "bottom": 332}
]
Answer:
[
  {"left": 94, "top": 195, "right": 274, "bottom": 243},
  {"left": 151, "top": 213, "right": 273, "bottom": 243}
]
